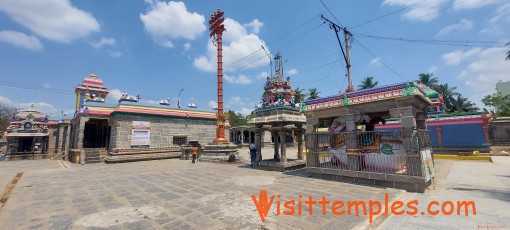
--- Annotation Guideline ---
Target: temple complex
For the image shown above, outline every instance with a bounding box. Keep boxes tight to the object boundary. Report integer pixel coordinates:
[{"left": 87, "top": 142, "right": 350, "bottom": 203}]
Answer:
[
  {"left": 68, "top": 74, "right": 228, "bottom": 163},
  {"left": 249, "top": 52, "right": 306, "bottom": 171}
]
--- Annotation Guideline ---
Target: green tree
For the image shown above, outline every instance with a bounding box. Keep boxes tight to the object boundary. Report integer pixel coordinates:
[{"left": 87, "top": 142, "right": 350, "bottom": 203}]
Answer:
[
  {"left": 227, "top": 110, "right": 248, "bottom": 127},
  {"left": 482, "top": 93, "right": 510, "bottom": 116},
  {"left": 358, "top": 76, "right": 378, "bottom": 90},
  {"left": 506, "top": 42, "right": 510, "bottom": 60},
  {"left": 436, "top": 83, "right": 459, "bottom": 112},
  {"left": 451, "top": 95, "right": 479, "bottom": 112},
  {"left": 0, "top": 103, "right": 17, "bottom": 132},
  {"left": 307, "top": 88, "right": 320, "bottom": 100},
  {"left": 416, "top": 73, "right": 439, "bottom": 90},
  {"left": 293, "top": 87, "right": 307, "bottom": 104}
]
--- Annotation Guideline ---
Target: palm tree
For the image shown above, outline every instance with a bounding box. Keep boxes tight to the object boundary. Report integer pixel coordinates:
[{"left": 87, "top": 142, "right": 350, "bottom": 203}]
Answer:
[
  {"left": 416, "top": 73, "right": 439, "bottom": 90},
  {"left": 506, "top": 42, "right": 510, "bottom": 60},
  {"left": 451, "top": 95, "right": 479, "bottom": 112},
  {"left": 307, "top": 88, "right": 320, "bottom": 100},
  {"left": 436, "top": 83, "right": 459, "bottom": 112},
  {"left": 293, "top": 87, "right": 307, "bottom": 103},
  {"left": 358, "top": 76, "right": 378, "bottom": 90}
]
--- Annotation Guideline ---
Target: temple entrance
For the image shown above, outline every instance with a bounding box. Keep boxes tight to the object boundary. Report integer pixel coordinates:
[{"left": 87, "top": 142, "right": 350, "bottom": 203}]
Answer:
[
  {"left": 18, "top": 137, "right": 34, "bottom": 152},
  {"left": 83, "top": 119, "right": 110, "bottom": 148}
]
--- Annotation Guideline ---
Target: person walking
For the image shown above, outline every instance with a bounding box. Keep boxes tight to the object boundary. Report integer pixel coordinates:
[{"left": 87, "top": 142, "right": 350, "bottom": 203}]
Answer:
[
  {"left": 249, "top": 142, "right": 256, "bottom": 167},
  {"left": 192, "top": 146, "right": 198, "bottom": 164}
]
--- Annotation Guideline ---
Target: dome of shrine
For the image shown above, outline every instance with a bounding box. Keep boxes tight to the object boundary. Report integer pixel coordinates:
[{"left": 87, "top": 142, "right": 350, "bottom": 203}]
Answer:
[{"left": 81, "top": 73, "right": 105, "bottom": 88}]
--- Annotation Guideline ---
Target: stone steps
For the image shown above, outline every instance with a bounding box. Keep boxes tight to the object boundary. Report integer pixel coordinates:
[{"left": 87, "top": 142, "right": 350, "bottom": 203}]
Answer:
[{"left": 105, "top": 152, "right": 181, "bottom": 163}]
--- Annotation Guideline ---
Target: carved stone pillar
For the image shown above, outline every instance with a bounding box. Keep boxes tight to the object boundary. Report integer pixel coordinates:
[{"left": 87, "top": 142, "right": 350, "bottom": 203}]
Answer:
[
  {"left": 255, "top": 130, "right": 263, "bottom": 162},
  {"left": 279, "top": 131, "right": 287, "bottom": 163},
  {"left": 296, "top": 130, "right": 303, "bottom": 160},
  {"left": 272, "top": 132, "right": 279, "bottom": 161}
]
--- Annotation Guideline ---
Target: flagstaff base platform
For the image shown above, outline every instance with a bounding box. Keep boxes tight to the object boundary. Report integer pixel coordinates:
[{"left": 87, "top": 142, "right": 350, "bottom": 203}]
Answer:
[
  {"left": 255, "top": 159, "right": 306, "bottom": 172},
  {"left": 201, "top": 143, "right": 242, "bottom": 163}
]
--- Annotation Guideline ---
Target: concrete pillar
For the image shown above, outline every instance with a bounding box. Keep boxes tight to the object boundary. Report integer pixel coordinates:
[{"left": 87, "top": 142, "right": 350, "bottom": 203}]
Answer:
[
  {"left": 279, "top": 131, "right": 287, "bottom": 163},
  {"left": 343, "top": 114, "right": 357, "bottom": 150},
  {"left": 296, "top": 130, "right": 303, "bottom": 160},
  {"left": 273, "top": 132, "right": 279, "bottom": 161},
  {"left": 435, "top": 125, "right": 442, "bottom": 147}
]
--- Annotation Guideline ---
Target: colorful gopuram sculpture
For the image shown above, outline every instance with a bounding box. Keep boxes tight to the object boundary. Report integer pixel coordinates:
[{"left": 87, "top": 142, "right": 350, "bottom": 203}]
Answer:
[{"left": 256, "top": 52, "right": 301, "bottom": 112}]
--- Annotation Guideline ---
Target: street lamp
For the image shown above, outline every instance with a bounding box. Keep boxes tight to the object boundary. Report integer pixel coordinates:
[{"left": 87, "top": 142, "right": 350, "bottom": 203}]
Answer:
[{"left": 177, "top": 89, "right": 184, "bottom": 109}]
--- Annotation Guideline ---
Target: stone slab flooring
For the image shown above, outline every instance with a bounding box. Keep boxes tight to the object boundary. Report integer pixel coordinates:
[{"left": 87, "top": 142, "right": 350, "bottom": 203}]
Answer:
[{"left": 0, "top": 158, "right": 402, "bottom": 230}]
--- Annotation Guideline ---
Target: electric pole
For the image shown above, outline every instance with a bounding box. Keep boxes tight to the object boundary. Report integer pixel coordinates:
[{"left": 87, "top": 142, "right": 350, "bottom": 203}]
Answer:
[{"left": 321, "top": 15, "right": 354, "bottom": 93}]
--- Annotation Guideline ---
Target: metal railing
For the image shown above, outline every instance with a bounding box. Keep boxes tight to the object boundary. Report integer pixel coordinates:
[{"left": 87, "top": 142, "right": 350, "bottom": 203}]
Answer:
[{"left": 305, "top": 129, "right": 432, "bottom": 176}]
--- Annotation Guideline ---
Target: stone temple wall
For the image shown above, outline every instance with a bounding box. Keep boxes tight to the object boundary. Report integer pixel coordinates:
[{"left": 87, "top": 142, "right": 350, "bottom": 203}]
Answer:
[
  {"left": 47, "top": 124, "right": 71, "bottom": 159},
  {"left": 109, "top": 114, "right": 221, "bottom": 149}
]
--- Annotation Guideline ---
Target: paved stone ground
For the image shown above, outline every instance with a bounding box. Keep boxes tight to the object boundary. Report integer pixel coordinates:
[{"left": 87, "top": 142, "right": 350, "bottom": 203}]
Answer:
[
  {"left": 378, "top": 157, "right": 510, "bottom": 230},
  {"left": 0, "top": 147, "right": 402, "bottom": 230}
]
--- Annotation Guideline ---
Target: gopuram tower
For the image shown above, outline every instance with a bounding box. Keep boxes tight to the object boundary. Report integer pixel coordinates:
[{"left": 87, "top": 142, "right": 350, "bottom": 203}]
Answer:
[{"left": 74, "top": 73, "right": 109, "bottom": 111}]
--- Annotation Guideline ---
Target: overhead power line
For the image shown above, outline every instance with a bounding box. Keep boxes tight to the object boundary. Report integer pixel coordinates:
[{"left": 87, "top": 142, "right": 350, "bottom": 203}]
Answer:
[
  {"left": 350, "top": 0, "right": 427, "bottom": 29},
  {"left": 318, "top": 0, "right": 344, "bottom": 28},
  {"left": 354, "top": 33, "right": 506, "bottom": 47},
  {"left": 354, "top": 39, "right": 408, "bottom": 81}
]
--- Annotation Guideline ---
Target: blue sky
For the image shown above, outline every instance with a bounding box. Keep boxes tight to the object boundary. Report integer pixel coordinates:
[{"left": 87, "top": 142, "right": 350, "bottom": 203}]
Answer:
[{"left": 0, "top": 0, "right": 509, "bottom": 118}]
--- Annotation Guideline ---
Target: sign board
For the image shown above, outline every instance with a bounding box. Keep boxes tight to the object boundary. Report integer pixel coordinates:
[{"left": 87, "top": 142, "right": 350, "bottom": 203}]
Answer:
[{"left": 131, "top": 121, "right": 150, "bottom": 148}]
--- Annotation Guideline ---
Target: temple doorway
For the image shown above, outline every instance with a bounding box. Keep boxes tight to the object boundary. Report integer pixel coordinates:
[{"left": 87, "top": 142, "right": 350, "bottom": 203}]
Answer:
[
  {"left": 83, "top": 119, "right": 110, "bottom": 148},
  {"left": 18, "top": 137, "right": 33, "bottom": 152}
]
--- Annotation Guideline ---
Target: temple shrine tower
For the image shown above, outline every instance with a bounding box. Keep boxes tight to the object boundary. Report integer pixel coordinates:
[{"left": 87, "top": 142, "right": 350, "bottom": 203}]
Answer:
[{"left": 75, "top": 74, "right": 109, "bottom": 111}]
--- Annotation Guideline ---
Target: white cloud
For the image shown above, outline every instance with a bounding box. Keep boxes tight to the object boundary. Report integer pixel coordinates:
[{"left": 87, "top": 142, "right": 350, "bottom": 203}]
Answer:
[
  {"left": 0, "top": 95, "right": 59, "bottom": 116},
  {"left": 453, "top": 0, "right": 501, "bottom": 10},
  {"left": 0, "top": 30, "right": 42, "bottom": 51},
  {"left": 224, "top": 74, "right": 252, "bottom": 85},
  {"left": 107, "top": 89, "right": 123, "bottom": 102},
  {"left": 193, "top": 18, "right": 269, "bottom": 72},
  {"left": 107, "top": 50, "right": 122, "bottom": 58},
  {"left": 441, "top": 48, "right": 481, "bottom": 65},
  {"left": 244, "top": 19, "right": 264, "bottom": 34},
  {"left": 428, "top": 66, "right": 438, "bottom": 73},
  {"left": 238, "top": 107, "right": 253, "bottom": 116},
  {"left": 208, "top": 100, "right": 217, "bottom": 108},
  {"left": 183, "top": 42, "right": 191, "bottom": 51},
  {"left": 140, "top": 1, "right": 205, "bottom": 48},
  {"left": 256, "top": 71, "right": 269, "bottom": 79},
  {"left": 42, "top": 83, "right": 52, "bottom": 89},
  {"left": 436, "top": 19, "right": 473, "bottom": 37},
  {"left": 382, "top": 0, "right": 448, "bottom": 21},
  {"left": 0, "top": 0, "right": 100, "bottom": 43},
  {"left": 0, "top": 95, "right": 13, "bottom": 105},
  {"left": 370, "top": 57, "right": 382, "bottom": 66},
  {"left": 481, "top": 3, "right": 510, "bottom": 35},
  {"left": 90, "top": 37, "right": 116, "bottom": 49},
  {"left": 226, "top": 96, "right": 247, "bottom": 108},
  {"left": 287, "top": 68, "right": 298, "bottom": 76},
  {"left": 456, "top": 46, "right": 510, "bottom": 107},
  {"left": 18, "top": 102, "right": 58, "bottom": 116}
]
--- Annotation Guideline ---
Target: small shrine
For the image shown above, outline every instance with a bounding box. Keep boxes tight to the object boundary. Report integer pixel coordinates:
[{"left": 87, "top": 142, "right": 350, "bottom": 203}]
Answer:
[
  {"left": 249, "top": 52, "right": 306, "bottom": 171},
  {"left": 303, "top": 82, "right": 436, "bottom": 192},
  {"left": 5, "top": 104, "right": 49, "bottom": 156}
]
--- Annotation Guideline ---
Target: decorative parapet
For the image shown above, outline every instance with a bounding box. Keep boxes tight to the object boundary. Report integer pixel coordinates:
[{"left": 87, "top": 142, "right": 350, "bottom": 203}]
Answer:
[
  {"left": 376, "top": 113, "right": 492, "bottom": 128},
  {"left": 303, "top": 81, "right": 432, "bottom": 112}
]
